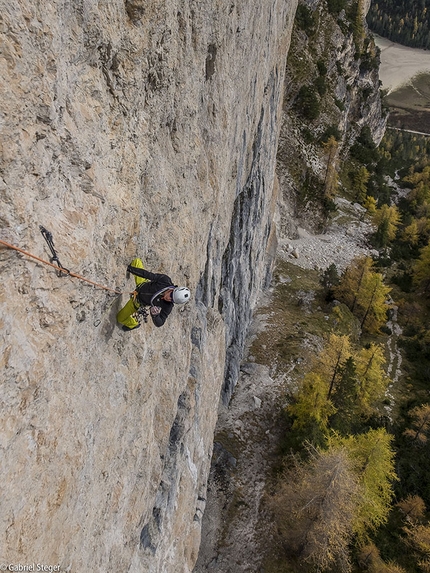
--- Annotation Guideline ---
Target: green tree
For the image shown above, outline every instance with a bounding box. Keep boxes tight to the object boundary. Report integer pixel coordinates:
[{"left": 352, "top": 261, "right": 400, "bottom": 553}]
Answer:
[
  {"left": 350, "top": 126, "right": 377, "bottom": 165},
  {"left": 296, "top": 85, "right": 320, "bottom": 120},
  {"left": 295, "top": 4, "right": 315, "bottom": 34},
  {"left": 320, "top": 262, "right": 340, "bottom": 297},
  {"left": 414, "top": 243, "right": 430, "bottom": 292},
  {"left": 330, "top": 357, "right": 360, "bottom": 435},
  {"left": 327, "top": 0, "right": 346, "bottom": 16}
]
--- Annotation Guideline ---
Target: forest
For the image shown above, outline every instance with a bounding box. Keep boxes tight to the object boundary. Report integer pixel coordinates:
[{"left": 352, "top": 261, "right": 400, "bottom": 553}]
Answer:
[
  {"left": 270, "top": 128, "right": 430, "bottom": 573},
  {"left": 254, "top": 2, "right": 430, "bottom": 570},
  {"left": 367, "top": 0, "right": 430, "bottom": 49}
]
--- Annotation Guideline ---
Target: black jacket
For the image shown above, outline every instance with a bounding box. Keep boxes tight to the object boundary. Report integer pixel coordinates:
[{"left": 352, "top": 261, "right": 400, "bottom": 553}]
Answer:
[{"left": 128, "top": 265, "right": 175, "bottom": 327}]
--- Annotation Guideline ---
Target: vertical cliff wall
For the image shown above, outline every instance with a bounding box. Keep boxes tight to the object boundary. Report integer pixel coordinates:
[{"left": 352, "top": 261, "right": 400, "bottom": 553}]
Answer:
[{"left": 0, "top": 1, "right": 296, "bottom": 572}]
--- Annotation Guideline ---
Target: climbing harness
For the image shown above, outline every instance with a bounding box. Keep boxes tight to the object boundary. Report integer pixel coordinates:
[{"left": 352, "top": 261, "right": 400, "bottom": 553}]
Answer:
[
  {"left": 129, "top": 284, "right": 175, "bottom": 324},
  {"left": 39, "top": 225, "right": 69, "bottom": 277},
  {"left": 131, "top": 289, "right": 150, "bottom": 324}
]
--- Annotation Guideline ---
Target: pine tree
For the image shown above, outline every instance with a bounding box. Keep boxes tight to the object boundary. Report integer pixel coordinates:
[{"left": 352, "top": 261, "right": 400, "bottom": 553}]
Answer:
[
  {"left": 320, "top": 262, "right": 340, "bottom": 295},
  {"left": 330, "top": 357, "right": 360, "bottom": 435},
  {"left": 414, "top": 243, "right": 430, "bottom": 292}
]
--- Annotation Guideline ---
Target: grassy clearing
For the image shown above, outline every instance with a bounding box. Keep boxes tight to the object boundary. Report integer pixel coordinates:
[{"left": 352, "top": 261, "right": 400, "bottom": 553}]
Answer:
[
  {"left": 386, "top": 73, "right": 430, "bottom": 111},
  {"left": 384, "top": 72, "right": 430, "bottom": 132},
  {"left": 249, "top": 260, "right": 334, "bottom": 380}
]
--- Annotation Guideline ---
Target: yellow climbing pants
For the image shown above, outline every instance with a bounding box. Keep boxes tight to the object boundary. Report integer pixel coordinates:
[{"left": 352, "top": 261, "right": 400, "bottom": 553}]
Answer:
[{"left": 117, "top": 258, "right": 150, "bottom": 329}]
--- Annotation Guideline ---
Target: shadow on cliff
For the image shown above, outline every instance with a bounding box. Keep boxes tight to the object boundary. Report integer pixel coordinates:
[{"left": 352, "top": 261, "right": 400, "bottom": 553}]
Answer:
[{"left": 97, "top": 295, "right": 123, "bottom": 342}]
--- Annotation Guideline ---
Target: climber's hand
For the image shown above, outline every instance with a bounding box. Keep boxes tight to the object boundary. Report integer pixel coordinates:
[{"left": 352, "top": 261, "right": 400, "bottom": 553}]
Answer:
[{"left": 150, "top": 306, "right": 161, "bottom": 316}]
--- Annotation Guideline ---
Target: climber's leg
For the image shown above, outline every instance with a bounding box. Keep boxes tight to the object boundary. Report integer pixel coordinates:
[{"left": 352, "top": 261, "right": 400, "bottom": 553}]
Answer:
[
  {"left": 129, "top": 257, "right": 150, "bottom": 287},
  {"left": 117, "top": 297, "right": 140, "bottom": 330}
]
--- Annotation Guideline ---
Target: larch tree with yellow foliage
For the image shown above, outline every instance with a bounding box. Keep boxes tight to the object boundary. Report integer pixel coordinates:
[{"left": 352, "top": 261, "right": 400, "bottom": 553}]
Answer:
[
  {"left": 329, "top": 428, "right": 397, "bottom": 541},
  {"left": 334, "top": 256, "right": 374, "bottom": 313},
  {"left": 355, "top": 343, "right": 388, "bottom": 416},
  {"left": 334, "top": 257, "right": 391, "bottom": 334},
  {"left": 363, "top": 195, "right": 377, "bottom": 215},
  {"left": 352, "top": 166, "right": 370, "bottom": 203},
  {"left": 316, "top": 333, "right": 352, "bottom": 399},
  {"left": 357, "top": 270, "right": 391, "bottom": 333},
  {"left": 373, "top": 204, "right": 401, "bottom": 248}
]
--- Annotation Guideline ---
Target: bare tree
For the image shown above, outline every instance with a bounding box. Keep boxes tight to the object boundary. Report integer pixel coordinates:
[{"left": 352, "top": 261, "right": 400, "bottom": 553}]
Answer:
[
  {"left": 272, "top": 445, "right": 359, "bottom": 572},
  {"left": 403, "top": 404, "right": 430, "bottom": 445}
]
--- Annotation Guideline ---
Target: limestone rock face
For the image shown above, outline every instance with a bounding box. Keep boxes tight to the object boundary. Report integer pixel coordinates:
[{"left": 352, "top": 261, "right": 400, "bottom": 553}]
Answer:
[{"left": 0, "top": 1, "right": 297, "bottom": 572}]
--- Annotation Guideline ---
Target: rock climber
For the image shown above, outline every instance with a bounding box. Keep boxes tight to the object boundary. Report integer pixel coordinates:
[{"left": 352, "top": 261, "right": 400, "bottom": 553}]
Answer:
[{"left": 117, "top": 257, "right": 191, "bottom": 331}]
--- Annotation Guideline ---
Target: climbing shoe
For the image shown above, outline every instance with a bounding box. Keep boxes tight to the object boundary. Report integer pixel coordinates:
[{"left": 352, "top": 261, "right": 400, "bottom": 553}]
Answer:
[{"left": 122, "top": 324, "right": 141, "bottom": 332}]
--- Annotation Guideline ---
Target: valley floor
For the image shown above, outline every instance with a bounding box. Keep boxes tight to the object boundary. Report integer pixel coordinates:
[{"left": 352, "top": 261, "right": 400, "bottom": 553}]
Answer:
[
  {"left": 194, "top": 197, "right": 403, "bottom": 572},
  {"left": 374, "top": 34, "right": 430, "bottom": 95}
]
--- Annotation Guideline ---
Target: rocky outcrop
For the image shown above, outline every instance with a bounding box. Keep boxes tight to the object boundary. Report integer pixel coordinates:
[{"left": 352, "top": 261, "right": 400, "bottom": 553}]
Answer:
[
  {"left": 277, "top": 0, "right": 387, "bottom": 236},
  {"left": 0, "top": 1, "right": 297, "bottom": 572}
]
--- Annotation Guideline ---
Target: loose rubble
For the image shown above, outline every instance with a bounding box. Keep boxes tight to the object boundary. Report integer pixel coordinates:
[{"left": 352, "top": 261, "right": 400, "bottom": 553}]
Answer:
[{"left": 279, "top": 197, "right": 379, "bottom": 271}]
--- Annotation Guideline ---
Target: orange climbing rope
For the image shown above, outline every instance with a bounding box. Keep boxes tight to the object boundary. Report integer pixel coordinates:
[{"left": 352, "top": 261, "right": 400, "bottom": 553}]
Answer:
[{"left": 0, "top": 238, "right": 123, "bottom": 295}]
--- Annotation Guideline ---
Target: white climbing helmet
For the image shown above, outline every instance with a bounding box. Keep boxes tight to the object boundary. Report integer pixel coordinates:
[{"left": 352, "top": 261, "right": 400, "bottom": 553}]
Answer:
[{"left": 172, "top": 286, "right": 191, "bottom": 305}]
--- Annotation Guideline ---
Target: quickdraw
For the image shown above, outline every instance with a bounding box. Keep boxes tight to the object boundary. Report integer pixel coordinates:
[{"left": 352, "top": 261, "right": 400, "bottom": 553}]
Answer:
[
  {"left": 39, "top": 225, "right": 70, "bottom": 277},
  {"left": 133, "top": 306, "right": 149, "bottom": 324}
]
